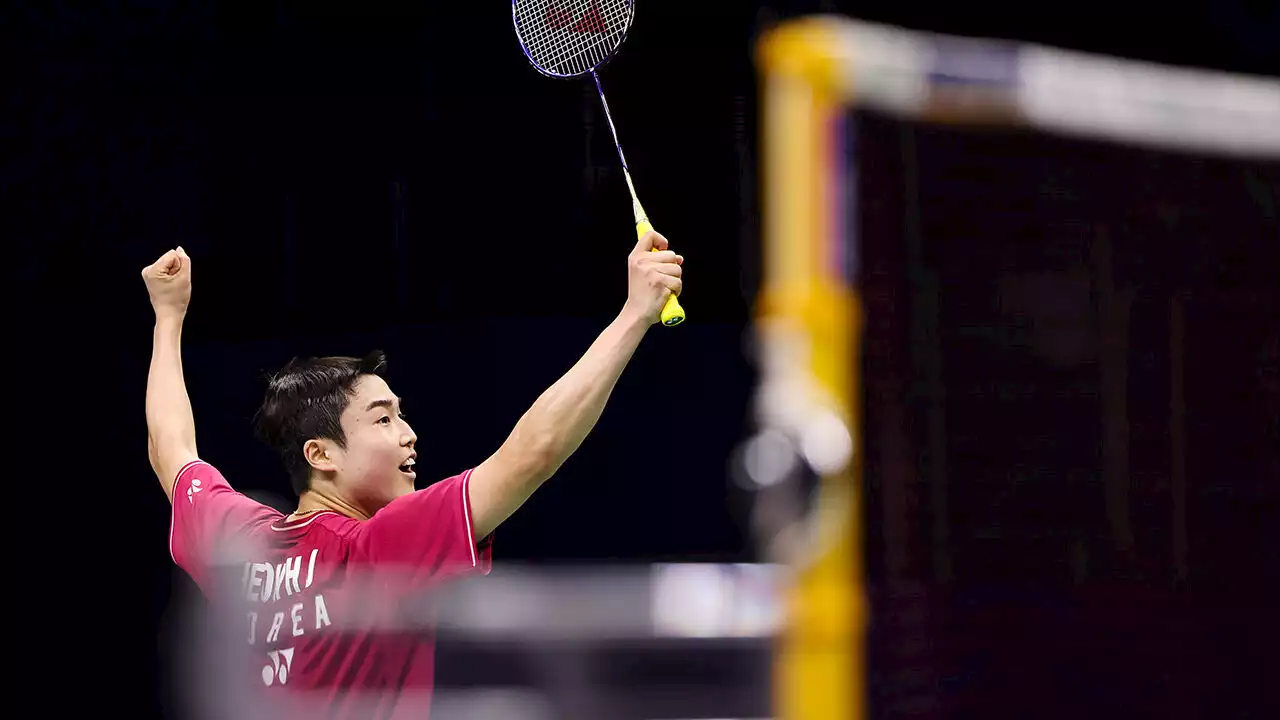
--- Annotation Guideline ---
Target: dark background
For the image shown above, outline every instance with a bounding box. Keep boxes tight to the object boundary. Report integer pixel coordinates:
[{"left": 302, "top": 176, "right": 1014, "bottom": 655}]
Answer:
[{"left": 9, "top": 1, "right": 1278, "bottom": 718}]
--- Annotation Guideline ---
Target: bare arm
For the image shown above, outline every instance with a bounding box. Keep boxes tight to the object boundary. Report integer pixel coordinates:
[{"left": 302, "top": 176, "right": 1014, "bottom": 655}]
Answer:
[
  {"left": 141, "top": 247, "right": 198, "bottom": 501},
  {"left": 466, "top": 231, "right": 684, "bottom": 539},
  {"left": 468, "top": 310, "right": 649, "bottom": 538},
  {"left": 147, "top": 316, "right": 199, "bottom": 501}
]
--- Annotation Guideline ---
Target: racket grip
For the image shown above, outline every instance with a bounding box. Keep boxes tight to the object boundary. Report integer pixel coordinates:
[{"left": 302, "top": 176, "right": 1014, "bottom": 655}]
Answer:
[{"left": 637, "top": 220, "right": 685, "bottom": 327}]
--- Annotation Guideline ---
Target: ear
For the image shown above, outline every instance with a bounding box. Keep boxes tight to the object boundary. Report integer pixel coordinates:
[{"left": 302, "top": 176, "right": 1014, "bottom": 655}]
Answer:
[{"left": 303, "top": 438, "right": 339, "bottom": 474}]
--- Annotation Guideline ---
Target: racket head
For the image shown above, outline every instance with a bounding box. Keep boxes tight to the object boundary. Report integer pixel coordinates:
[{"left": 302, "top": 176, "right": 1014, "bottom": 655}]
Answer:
[{"left": 511, "top": 0, "right": 636, "bottom": 79}]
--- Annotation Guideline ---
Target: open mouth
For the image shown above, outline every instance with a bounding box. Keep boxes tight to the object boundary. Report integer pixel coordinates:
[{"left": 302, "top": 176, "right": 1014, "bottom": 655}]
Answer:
[{"left": 398, "top": 458, "right": 416, "bottom": 476}]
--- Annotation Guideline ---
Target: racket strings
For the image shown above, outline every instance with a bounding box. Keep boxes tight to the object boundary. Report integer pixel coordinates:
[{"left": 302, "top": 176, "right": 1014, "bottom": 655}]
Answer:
[{"left": 514, "top": 0, "right": 632, "bottom": 77}]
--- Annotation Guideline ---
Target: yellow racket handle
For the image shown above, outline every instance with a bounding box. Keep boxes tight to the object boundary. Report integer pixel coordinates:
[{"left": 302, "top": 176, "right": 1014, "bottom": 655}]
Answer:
[
  {"left": 637, "top": 219, "right": 686, "bottom": 327},
  {"left": 627, "top": 174, "right": 685, "bottom": 327}
]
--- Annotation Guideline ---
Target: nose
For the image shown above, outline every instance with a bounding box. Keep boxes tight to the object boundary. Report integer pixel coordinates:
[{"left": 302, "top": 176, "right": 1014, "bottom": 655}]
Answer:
[{"left": 402, "top": 422, "right": 417, "bottom": 449}]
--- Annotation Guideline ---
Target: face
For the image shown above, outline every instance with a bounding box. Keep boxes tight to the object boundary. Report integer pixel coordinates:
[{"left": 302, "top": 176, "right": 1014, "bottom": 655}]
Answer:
[{"left": 316, "top": 374, "right": 418, "bottom": 511}]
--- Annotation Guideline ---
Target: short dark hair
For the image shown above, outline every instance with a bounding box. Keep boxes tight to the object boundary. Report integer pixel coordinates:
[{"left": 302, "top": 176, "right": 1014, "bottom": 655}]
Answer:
[{"left": 253, "top": 350, "right": 388, "bottom": 496}]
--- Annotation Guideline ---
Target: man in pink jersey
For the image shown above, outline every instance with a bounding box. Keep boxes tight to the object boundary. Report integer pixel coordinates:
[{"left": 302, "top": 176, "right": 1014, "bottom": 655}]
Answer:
[{"left": 141, "top": 236, "right": 684, "bottom": 718}]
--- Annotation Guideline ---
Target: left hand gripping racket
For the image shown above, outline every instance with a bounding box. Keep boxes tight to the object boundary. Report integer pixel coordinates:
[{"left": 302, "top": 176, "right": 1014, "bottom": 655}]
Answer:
[{"left": 512, "top": 0, "right": 686, "bottom": 327}]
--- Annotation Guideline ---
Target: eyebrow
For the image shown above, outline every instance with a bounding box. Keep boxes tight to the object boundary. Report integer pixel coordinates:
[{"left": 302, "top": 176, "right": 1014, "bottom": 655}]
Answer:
[{"left": 364, "top": 397, "right": 401, "bottom": 413}]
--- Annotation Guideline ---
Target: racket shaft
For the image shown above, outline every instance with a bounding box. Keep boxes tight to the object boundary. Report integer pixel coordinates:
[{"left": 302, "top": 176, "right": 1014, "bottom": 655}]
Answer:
[{"left": 595, "top": 74, "right": 685, "bottom": 327}]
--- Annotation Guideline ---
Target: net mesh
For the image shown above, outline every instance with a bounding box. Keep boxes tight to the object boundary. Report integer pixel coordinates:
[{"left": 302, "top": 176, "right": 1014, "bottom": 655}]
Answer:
[{"left": 513, "top": 0, "right": 633, "bottom": 77}]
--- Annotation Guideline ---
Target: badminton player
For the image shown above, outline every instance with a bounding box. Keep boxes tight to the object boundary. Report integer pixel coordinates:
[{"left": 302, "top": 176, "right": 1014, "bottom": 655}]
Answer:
[{"left": 142, "top": 236, "right": 682, "bottom": 718}]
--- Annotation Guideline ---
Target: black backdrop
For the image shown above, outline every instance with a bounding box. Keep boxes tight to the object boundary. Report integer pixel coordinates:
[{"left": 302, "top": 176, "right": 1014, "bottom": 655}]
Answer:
[{"left": 10, "top": 1, "right": 1278, "bottom": 717}]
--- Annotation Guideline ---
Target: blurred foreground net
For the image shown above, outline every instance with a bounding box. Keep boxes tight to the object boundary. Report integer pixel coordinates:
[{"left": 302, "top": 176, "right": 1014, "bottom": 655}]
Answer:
[{"left": 749, "top": 15, "right": 1278, "bottom": 720}]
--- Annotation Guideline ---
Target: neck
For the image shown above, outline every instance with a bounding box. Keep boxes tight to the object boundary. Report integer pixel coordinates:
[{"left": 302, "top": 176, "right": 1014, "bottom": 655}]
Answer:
[{"left": 294, "top": 489, "right": 372, "bottom": 522}]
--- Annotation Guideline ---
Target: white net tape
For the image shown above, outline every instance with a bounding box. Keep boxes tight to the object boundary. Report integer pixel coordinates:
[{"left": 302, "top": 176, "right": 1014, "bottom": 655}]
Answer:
[
  {"left": 176, "top": 562, "right": 781, "bottom": 719},
  {"left": 514, "top": 0, "right": 633, "bottom": 77},
  {"left": 809, "top": 17, "right": 1280, "bottom": 157}
]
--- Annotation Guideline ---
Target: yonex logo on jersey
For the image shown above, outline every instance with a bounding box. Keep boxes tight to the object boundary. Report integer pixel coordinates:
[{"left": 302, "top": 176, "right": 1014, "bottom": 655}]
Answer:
[
  {"left": 187, "top": 478, "right": 203, "bottom": 504},
  {"left": 263, "top": 647, "right": 295, "bottom": 686}
]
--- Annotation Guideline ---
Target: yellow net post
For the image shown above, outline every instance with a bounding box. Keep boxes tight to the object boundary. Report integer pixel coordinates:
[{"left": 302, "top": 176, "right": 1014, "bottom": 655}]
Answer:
[{"left": 756, "top": 17, "right": 866, "bottom": 720}]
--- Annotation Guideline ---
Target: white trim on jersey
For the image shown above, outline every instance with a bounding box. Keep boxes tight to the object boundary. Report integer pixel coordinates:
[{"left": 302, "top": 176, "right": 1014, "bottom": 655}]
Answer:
[{"left": 461, "top": 467, "right": 477, "bottom": 568}]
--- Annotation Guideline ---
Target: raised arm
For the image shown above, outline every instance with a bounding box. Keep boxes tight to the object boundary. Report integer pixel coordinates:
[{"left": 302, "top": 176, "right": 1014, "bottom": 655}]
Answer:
[
  {"left": 466, "top": 231, "right": 684, "bottom": 539},
  {"left": 141, "top": 247, "right": 199, "bottom": 502}
]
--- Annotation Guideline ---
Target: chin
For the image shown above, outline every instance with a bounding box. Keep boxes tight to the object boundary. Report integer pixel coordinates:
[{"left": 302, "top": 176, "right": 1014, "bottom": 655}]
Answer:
[
  {"left": 393, "top": 476, "right": 417, "bottom": 497},
  {"left": 363, "top": 478, "right": 414, "bottom": 512}
]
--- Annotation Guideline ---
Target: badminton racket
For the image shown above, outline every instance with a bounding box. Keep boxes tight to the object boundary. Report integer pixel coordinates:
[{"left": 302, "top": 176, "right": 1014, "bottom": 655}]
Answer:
[{"left": 512, "top": 0, "right": 686, "bottom": 327}]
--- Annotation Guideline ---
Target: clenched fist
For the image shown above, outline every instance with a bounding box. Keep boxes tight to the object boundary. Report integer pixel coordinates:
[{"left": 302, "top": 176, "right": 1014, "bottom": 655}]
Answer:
[
  {"left": 623, "top": 231, "right": 683, "bottom": 326},
  {"left": 141, "top": 247, "right": 192, "bottom": 320}
]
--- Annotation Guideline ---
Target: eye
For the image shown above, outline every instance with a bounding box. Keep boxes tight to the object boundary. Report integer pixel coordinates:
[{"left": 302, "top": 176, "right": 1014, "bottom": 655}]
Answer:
[{"left": 378, "top": 416, "right": 392, "bottom": 425}]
